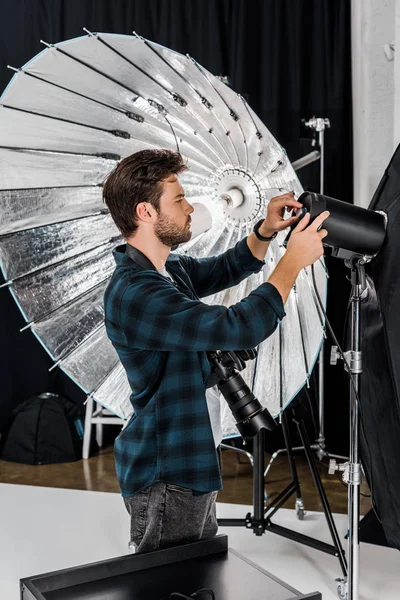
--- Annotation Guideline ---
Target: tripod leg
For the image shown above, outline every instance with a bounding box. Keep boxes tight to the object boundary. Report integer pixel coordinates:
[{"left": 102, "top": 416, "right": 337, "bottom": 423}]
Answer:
[
  {"left": 252, "top": 430, "right": 266, "bottom": 535},
  {"left": 293, "top": 410, "right": 347, "bottom": 577},
  {"left": 281, "top": 410, "right": 306, "bottom": 519}
]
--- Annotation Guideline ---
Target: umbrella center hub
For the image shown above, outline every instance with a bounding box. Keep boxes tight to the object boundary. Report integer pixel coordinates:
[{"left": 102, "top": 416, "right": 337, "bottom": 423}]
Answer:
[{"left": 213, "top": 168, "right": 264, "bottom": 225}]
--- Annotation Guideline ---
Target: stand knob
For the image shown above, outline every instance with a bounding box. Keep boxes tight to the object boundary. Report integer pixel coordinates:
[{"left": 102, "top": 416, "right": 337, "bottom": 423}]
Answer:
[
  {"left": 330, "top": 346, "right": 342, "bottom": 365},
  {"left": 328, "top": 459, "right": 338, "bottom": 475}
]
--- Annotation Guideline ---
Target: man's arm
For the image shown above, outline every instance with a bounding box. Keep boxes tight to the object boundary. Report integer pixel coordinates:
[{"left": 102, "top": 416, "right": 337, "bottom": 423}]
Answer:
[
  {"left": 106, "top": 210, "right": 329, "bottom": 354},
  {"left": 178, "top": 238, "right": 265, "bottom": 299},
  {"left": 179, "top": 193, "right": 303, "bottom": 297},
  {"left": 106, "top": 271, "right": 284, "bottom": 352}
]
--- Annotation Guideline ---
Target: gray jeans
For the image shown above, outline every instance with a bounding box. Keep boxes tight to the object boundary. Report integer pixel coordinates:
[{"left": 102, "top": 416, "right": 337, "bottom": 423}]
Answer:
[{"left": 123, "top": 482, "right": 218, "bottom": 553}]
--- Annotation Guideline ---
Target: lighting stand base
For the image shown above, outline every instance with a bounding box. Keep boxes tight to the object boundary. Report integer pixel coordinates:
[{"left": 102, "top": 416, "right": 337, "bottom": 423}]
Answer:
[
  {"left": 336, "top": 577, "right": 348, "bottom": 600},
  {"left": 219, "top": 407, "right": 347, "bottom": 579}
]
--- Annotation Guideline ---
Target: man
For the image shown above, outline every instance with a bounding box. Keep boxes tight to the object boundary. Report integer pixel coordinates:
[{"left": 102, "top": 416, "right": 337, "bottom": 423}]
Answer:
[{"left": 103, "top": 149, "right": 328, "bottom": 553}]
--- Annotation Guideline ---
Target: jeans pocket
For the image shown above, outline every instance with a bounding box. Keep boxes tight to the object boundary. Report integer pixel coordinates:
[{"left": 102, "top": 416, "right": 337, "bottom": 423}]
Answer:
[
  {"left": 165, "top": 483, "right": 193, "bottom": 495},
  {"left": 124, "top": 488, "right": 150, "bottom": 543}
]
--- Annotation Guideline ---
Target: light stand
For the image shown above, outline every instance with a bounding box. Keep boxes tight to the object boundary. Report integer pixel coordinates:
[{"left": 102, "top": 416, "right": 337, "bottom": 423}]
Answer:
[
  {"left": 303, "top": 116, "right": 347, "bottom": 461},
  {"left": 329, "top": 256, "right": 366, "bottom": 600},
  {"left": 293, "top": 191, "right": 386, "bottom": 600},
  {"left": 219, "top": 183, "right": 386, "bottom": 600}
]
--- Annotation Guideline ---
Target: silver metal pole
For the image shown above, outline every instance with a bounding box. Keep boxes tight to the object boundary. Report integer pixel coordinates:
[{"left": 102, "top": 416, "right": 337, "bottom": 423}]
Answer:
[
  {"left": 304, "top": 117, "right": 330, "bottom": 455},
  {"left": 319, "top": 129, "right": 325, "bottom": 194},
  {"left": 330, "top": 262, "right": 364, "bottom": 600},
  {"left": 317, "top": 343, "right": 325, "bottom": 449},
  {"left": 318, "top": 128, "right": 326, "bottom": 450},
  {"left": 347, "top": 268, "right": 363, "bottom": 600}
]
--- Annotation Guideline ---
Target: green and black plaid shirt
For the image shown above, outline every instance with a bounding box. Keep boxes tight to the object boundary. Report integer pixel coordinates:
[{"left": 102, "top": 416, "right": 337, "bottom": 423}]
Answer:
[{"left": 104, "top": 238, "right": 285, "bottom": 496}]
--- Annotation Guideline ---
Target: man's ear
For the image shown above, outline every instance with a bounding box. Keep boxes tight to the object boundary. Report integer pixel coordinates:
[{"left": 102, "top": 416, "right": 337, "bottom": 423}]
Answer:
[{"left": 136, "top": 202, "right": 155, "bottom": 222}]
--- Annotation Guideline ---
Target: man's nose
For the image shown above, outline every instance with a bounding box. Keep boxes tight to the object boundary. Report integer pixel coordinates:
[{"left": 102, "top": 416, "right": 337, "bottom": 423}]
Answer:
[{"left": 187, "top": 201, "right": 194, "bottom": 214}]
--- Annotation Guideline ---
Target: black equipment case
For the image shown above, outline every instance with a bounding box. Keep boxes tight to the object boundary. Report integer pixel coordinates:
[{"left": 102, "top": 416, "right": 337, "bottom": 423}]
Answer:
[{"left": 20, "top": 535, "right": 321, "bottom": 600}]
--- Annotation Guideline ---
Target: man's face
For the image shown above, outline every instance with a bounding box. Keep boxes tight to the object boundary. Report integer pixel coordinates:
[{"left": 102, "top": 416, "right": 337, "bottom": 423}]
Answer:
[{"left": 154, "top": 175, "right": 194, "bottom": 247}]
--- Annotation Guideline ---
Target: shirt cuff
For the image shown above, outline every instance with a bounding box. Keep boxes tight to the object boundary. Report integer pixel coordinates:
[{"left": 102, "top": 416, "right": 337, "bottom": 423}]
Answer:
[
  {"left": 236, "top": 238, "right": 265, "bottom": 272},
  {"left": 252, "top": 282, "right": 286, "bottom": 322}
]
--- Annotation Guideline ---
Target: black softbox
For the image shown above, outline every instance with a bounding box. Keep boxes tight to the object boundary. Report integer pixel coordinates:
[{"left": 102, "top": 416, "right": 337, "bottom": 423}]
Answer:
[{"left": 359, "top": 144, "right": 400, "bottom": 549}]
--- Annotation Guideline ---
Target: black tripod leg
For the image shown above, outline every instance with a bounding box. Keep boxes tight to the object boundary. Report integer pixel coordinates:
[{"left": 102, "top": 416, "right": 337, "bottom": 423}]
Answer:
[
  {"left": 281, "top": 410, "right": 303, "bottom": 502},
  {"left": 253, "top": 430, "right": 266, "bottom": 535},
  {"left": 293, "top": 410, "right": 348, "bottom": 577}
]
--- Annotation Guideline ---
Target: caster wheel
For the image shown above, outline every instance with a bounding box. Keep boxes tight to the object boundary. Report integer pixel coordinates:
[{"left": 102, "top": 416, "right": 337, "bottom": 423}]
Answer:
[{"left": 295, "top": 498, "right": 306, "bottom": 520}]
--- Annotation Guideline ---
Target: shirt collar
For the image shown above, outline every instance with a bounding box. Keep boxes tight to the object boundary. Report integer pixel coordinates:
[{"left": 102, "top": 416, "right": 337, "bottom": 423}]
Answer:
[{"left": 112, "top": 244, "right": 180, "bottom": 270}]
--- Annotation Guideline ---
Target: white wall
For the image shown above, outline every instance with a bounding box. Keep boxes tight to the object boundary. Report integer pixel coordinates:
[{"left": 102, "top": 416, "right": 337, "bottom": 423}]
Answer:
[
  {"left": 352, "top": 0, "right": 396, "bottom": 207},
  {"left": 394, "top": 1, "right": 400, "bottom": 145}
]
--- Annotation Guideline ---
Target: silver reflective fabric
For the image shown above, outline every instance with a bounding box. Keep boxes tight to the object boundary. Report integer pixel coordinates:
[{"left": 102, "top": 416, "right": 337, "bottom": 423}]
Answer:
[{"left": 0, "top": 33, "right": 327, "bottom": 436}]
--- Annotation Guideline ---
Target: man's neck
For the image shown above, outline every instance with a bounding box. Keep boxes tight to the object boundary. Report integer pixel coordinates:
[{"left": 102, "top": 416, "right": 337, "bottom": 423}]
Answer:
[{"left": 125, "top": 231, "right": 170, "bottom": 271}]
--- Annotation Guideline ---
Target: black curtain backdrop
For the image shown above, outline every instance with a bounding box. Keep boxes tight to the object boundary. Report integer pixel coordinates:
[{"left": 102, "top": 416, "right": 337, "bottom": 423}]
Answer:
[{"left": 0, "top": 0, "right": 352, "bottom": 454}]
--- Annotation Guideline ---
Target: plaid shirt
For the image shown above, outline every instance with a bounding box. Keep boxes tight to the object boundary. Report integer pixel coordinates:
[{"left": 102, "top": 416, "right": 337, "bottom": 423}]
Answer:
[{"left": 104, "top": 238, "right": 285, "bottom": 497}]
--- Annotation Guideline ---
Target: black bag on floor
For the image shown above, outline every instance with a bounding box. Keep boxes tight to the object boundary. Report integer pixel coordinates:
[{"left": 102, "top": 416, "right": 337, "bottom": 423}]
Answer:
[{"left": 0, "top": 392, "right": 83, "bottom": 464}]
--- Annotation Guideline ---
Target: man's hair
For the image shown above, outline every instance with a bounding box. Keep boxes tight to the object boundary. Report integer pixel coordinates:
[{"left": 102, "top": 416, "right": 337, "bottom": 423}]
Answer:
[{"left": 103, "top": 149, "right": 187, "bottom": 237}]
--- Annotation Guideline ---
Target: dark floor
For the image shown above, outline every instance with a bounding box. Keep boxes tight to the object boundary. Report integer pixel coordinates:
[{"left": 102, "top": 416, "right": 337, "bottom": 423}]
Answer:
[{"left": 0, "top": 442, "right": 371, "bottom": 515}]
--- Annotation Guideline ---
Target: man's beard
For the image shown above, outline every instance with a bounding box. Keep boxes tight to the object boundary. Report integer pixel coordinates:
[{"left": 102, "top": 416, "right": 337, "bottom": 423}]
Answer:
[{"left": 154, "top": 212, "right": 192, "bottom": 247}]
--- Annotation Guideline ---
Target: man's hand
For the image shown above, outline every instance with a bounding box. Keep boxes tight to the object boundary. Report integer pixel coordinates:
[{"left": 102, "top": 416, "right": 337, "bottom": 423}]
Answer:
[
  {"left": 259, "top": 193, "right": 303, "bottom": 238},
  {"left": 285, "top": 210, "right": 329, "bottom": 270},
  {"left": 267, "top": 210, "right": 329, "bottom": 304}
]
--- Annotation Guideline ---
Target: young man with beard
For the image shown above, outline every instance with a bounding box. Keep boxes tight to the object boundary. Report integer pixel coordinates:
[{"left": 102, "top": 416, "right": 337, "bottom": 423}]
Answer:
[{"left": 103, "top": 149, "right": 329, "bottom": 553}]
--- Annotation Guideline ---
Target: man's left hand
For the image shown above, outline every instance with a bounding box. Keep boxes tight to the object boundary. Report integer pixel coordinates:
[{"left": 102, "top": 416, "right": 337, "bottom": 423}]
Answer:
[{"left": 259, "top": 193, "right": 303, "bottom": 238}]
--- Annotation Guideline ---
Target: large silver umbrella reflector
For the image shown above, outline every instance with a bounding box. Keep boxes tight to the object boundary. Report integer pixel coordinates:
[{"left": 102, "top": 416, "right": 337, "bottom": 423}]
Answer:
[{"left": 0, "top": 32, "right": 326, "bottom": 437}]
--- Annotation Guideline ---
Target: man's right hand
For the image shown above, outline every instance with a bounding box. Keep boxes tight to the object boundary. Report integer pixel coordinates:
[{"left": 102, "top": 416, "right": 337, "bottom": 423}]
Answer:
[
  {"left": 267, "top": 210, "right": 329, "bottom": 304},
  {"left": 285, "top": 210, "right": 330, "bottom": 271}
]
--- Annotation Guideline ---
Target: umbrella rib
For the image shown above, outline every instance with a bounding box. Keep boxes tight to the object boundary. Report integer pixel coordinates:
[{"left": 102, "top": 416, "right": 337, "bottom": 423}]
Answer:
[
  {"left": 188, "top": 57, "right": 245, "bottom": 166},
  {"left": 12, "top": 68, "right": 144, "bottom": 123},
  {"left": 293, "top": 285, "right": 310, "bottom": 381},
  {"left": 303, "top": 268, "right": 326, "bottom": 329},
  {"left": 92, "top": 34, "right": 229, "bottom": 167},
  {"left": 0, "top": 144, "right": 120, "bottom": 161},
  {"left": 1, "top": 103, "right": 131, "bottom": 139},
  {"left": 51, "top": 44, "right": 144, "bottom": 100},
  {"left": 164, "top": 117, "right": 180, "bottom": 152},
  {"left": 0, "top": 184, "right": 100, "bottom": 193},
  {"left": 240, "top": 96, "right": 263, "bottom": 176}
]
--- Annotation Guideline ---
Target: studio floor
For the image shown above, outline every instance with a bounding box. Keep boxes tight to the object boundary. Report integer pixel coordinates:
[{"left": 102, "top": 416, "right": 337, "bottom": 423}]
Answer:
[
  {"left": 0, "top": 483, "right": 399, "bottom": 600},
  {"left": 0, "top": 442, "right": 371, "bottom": 513},
  {"left": 0, "top": 444, "right": 398, "bottom": 599}
]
